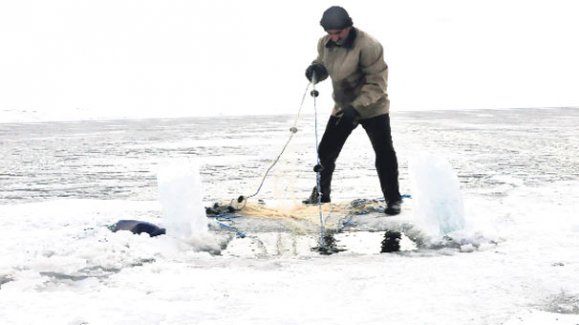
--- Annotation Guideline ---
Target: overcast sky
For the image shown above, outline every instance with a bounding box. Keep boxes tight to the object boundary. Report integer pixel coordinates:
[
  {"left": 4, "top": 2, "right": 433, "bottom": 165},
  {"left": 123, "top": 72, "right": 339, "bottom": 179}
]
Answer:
[{"left": 1, "top": 0, "right": 578, "bottom": 119}]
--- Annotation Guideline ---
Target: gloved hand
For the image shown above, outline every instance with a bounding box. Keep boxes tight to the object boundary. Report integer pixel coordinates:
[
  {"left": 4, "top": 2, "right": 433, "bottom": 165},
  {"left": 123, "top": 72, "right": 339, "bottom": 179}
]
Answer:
[
  {"left": 305, "top": 63, "right": 328, "bottom": 84},
  {"left": 337, "top": 105, "right": 359, "bottom": 127}
]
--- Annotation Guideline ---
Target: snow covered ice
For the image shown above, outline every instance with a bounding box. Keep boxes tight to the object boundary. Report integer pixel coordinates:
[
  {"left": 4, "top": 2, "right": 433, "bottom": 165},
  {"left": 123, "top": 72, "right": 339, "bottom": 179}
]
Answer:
[{"left": 1, "top": 108, "right": 579, "bottom": 324}]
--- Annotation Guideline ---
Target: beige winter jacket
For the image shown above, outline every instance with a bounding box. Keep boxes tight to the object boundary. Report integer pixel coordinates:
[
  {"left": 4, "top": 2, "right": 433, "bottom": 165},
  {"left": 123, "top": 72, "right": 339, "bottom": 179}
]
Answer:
[{"left": 313, "top": 28, "right": 390, "bottom": 119}]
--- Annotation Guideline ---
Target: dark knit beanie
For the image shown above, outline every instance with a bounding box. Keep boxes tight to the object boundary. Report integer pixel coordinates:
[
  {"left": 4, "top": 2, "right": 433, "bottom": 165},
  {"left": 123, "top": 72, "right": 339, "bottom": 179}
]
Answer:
[{"left": 320, "top": 6, "right": 353, "bottom": 30}]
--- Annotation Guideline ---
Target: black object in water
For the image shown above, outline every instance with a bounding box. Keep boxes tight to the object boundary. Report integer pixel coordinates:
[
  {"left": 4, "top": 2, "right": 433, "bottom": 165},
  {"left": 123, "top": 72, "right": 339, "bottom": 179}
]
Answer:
[
  {"left": 313, "top": 232, "right": 345, "bottom": 255},
  {"left": 381, "top": 230, "right": 402, "bottom": 253}
]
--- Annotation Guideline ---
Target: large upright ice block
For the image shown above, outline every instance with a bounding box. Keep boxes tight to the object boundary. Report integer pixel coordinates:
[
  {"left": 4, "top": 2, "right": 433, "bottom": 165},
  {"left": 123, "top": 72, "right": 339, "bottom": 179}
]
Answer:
[
  {"left": 409, "top": 153, "right": 465, "bottom": 237},
  {"left": 157, "top": 159, "right": 208, "bottom": 240}
]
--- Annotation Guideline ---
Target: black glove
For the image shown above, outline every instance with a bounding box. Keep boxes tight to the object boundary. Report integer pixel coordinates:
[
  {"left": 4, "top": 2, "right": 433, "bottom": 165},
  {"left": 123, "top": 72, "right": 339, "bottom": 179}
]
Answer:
[
  {"left": 337, "top": 105, "right": 359, "bottom": 127},
  {"left": 305, "top": 63, "right": 328, "bottom": 84}
]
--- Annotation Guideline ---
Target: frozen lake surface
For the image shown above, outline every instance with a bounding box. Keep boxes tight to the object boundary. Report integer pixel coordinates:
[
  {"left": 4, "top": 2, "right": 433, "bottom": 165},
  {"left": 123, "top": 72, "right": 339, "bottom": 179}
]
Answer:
[
  {"left": 1, "top": 107, "right": 578, "bottom": 324},
  {"left": 1, "top": 108, "right": 578, "bottom": 204}
]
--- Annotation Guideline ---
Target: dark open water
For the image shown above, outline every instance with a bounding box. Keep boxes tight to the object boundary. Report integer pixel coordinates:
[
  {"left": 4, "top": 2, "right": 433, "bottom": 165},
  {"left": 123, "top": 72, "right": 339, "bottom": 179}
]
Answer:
[{"left": 1, "top": 107, "right": 577, "bottom": 205}]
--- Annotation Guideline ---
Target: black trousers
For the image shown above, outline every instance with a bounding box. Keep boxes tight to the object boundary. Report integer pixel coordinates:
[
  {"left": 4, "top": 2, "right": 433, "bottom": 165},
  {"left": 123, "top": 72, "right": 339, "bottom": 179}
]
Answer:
[{"left": 317, "top": 114, "right": 401, "bottom": 203}]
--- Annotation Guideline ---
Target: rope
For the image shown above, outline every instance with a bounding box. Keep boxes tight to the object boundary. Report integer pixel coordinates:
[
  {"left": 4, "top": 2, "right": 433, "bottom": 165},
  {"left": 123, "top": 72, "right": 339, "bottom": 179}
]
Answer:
[
  {"left": 236, "top": 82, "right": 312, "bottom": 207},
  {"left": 215, "top": 221, "right": 246, "bottom": 238},
  {"left": 230, "top": 73, "right": 328, "bottom": 250},
  {"left": 311, "top": 74, "right": 327, "bottom": 248}
]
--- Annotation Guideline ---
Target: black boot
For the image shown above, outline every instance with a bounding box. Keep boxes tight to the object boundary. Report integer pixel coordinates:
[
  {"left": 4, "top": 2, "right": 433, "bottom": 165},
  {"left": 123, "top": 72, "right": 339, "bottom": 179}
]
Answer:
[
  {"left": 385, "top": 200, "right": 401, "bottom": 216},
  {"left": 302, "top": 187, "right": 331, "bottom": 204}
]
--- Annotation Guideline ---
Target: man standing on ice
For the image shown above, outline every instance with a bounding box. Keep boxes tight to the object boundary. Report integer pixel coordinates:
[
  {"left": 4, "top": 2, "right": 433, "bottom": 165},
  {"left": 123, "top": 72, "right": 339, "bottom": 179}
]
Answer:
[{"left": 303, "top": 6, "right": 402, "bottom": 216}]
